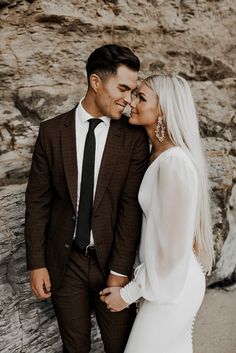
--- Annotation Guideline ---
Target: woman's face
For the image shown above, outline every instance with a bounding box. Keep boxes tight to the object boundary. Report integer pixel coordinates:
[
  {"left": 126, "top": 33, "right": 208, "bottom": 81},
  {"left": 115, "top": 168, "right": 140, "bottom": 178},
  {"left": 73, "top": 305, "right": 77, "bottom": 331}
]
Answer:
[{"left": 129, "top": 82, "right": 161, "bottom": 128}]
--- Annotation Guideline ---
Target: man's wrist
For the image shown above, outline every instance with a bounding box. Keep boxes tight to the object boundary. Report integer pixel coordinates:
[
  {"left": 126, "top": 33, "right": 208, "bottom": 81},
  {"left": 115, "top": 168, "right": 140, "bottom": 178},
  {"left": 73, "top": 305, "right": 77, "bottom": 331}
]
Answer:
[{"left": 107, "top": 273, "right": 129, "bottom": 287}]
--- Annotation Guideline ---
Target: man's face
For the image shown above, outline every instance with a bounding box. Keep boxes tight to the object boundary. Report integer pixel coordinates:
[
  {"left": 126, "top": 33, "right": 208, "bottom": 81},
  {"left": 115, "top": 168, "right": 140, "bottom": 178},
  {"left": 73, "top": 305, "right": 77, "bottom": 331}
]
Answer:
[{"left": 94, "top": 65, "right": 138, "bottom": 120}]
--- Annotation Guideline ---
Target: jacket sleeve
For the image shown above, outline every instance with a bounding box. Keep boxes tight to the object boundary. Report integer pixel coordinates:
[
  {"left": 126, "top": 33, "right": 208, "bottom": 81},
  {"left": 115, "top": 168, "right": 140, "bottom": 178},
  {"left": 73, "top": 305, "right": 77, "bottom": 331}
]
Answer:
[
  {"left": 120, "top": 153, "right": 199, "bottom": 303},
  {"left": 25, "top": 123, "right": 53, "bottom": 270},
  {"left": 109, "top": 131, "right": 149, "bottom": 276}
]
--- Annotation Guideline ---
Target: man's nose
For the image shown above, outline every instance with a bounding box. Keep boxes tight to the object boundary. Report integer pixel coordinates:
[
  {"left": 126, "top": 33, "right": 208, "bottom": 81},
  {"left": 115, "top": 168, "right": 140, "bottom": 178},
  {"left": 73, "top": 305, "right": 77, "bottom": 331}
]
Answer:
[
  {"left": 123, "top": 91, "right": 132, "bottom": 104},
  {"left": 130, "top": 96, "right": 138, "bottom": 108}
]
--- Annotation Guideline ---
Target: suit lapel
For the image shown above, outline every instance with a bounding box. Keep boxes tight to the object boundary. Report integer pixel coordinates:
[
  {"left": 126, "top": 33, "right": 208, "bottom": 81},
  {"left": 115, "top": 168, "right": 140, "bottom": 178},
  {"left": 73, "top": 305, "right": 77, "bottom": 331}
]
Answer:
[
  {"left": 61, "top": 107, "right": 78, "bottom": 212},
  {"left": 93, "top": 119, "right": 122, "bottom": 211}
]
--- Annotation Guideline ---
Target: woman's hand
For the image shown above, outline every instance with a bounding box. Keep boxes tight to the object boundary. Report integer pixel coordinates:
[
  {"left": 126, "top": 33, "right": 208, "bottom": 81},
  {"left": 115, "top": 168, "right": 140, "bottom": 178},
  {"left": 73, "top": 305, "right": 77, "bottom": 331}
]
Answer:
[{"left": 100, "top": 287, "right": 129, "bottom": 312}]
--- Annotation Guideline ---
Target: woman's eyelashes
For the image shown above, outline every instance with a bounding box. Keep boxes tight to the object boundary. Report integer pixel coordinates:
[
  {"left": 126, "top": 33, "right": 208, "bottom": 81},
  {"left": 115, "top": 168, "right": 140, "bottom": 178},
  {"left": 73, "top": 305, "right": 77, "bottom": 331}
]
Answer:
[
  {"left": 132, "top": 92, "right": 146, "bottom": 101},
  {"left": 138, "top": 93, "right": 146, "bottom": 101}
]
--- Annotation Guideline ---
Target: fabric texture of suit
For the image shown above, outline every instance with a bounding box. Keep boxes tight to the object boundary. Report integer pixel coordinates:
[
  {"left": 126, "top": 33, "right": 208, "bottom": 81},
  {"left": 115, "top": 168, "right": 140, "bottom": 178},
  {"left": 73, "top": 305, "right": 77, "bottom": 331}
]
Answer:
[{"left": 25, "top": 105, "right": 149, "bottom": 292}]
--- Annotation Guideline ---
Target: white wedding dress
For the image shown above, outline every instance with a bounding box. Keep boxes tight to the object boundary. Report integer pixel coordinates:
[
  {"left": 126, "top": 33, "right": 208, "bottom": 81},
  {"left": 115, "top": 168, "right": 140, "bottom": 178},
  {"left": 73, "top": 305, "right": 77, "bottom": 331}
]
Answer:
[{"left": 120, "top": 146, "right": 206, "bottom": 353}]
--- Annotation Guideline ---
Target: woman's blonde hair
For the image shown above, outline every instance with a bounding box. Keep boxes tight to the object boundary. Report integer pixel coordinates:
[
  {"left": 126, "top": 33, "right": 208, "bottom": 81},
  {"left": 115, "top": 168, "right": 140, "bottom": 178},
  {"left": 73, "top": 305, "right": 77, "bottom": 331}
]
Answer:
[{"left": 145, "top": 74, "right": 214, "bottom": 273}]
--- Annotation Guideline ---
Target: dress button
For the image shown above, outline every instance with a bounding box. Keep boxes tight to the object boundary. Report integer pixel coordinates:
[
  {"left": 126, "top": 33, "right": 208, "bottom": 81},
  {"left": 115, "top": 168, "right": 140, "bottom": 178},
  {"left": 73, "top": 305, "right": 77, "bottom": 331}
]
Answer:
[
  {"left": 65, "top": 243, "right": 70, "bottom": 249},
  {"left": 72, "top": 215, "right": 76, "bottom": 221}
]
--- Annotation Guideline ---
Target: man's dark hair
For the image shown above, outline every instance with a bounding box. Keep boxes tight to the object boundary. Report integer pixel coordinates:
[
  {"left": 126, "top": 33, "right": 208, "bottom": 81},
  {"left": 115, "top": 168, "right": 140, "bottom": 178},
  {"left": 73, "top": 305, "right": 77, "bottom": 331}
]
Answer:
[{"left": 86, "top": 44, "right": 140, "bottom": 83}]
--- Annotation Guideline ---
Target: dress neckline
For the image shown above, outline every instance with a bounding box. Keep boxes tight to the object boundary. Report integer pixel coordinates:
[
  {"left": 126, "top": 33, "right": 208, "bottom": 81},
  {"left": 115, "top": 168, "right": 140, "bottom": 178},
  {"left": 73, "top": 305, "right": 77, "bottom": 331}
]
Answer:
[{"left": 148, "top": 146, "right": 181, "bottom": 170}]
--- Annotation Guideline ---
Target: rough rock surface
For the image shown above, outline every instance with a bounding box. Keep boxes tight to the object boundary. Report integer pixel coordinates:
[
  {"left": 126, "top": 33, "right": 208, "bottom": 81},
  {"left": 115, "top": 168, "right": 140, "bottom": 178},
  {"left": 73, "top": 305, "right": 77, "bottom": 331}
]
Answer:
[
  {"left": 0, "top": 0, "right": 235, "bottom": 352},
  {"left": 0, "top": 185, "right": 104, "bottom": 352}
]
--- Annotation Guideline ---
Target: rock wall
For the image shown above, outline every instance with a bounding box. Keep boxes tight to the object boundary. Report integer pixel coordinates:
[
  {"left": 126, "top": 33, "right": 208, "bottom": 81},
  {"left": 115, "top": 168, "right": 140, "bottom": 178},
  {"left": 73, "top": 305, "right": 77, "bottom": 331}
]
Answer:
[{"left": 0, "top": 0, "right": 235, "bottom": 352}]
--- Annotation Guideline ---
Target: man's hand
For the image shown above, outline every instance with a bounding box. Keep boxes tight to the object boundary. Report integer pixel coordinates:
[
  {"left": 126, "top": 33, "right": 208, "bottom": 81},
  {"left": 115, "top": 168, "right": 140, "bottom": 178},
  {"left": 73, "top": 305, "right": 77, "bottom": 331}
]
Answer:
[
  {"left": 100, "top": 287, "right": 129, "bottom": 312},
  {"left": 30, "top": 267, "right": 51, "bottom": 299},
  {"left": 106, "top": 273, "right": 129, "bottom": 287}
]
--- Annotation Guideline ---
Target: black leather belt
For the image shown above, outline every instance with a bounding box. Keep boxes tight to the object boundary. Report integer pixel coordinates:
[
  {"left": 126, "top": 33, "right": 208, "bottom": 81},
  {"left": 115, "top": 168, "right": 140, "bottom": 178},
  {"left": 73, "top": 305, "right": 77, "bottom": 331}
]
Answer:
[{"left": 73, "top": 243, "right": 97, "bottom": 259}]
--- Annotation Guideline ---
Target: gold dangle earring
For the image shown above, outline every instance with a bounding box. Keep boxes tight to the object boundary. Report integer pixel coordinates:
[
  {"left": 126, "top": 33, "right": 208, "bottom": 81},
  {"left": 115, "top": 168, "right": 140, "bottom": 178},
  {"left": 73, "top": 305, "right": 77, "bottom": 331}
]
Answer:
[{"left": 155, "top": 116, "right": 165, "bottom": 142}]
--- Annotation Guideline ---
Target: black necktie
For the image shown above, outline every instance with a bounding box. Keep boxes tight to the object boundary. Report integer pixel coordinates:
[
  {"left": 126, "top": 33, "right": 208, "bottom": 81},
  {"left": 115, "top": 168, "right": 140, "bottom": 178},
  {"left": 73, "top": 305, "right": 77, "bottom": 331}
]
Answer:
[{"left": 75, "top": 118, "right": 102, "bottom": 250}]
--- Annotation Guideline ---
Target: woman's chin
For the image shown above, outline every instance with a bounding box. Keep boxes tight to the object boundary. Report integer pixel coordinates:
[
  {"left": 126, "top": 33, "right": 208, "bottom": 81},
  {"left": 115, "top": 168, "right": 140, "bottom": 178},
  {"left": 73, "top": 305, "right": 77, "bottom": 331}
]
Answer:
[{"left": 128, "top": 116, "right": 140, "bottom": 125}]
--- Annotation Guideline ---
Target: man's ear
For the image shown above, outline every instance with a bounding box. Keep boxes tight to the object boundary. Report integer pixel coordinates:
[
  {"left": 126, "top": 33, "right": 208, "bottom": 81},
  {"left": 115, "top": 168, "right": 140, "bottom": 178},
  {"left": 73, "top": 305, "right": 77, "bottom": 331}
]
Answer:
[{"left": 89, "top": 73, "right": 102, "bottom": 92}]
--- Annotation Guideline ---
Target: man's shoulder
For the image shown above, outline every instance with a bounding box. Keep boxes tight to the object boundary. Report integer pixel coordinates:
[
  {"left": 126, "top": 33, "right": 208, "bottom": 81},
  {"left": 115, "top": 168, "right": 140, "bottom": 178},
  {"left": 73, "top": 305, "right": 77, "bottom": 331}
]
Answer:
[{"left": 40, "top": 105, "right": 77, "bottom": 129}]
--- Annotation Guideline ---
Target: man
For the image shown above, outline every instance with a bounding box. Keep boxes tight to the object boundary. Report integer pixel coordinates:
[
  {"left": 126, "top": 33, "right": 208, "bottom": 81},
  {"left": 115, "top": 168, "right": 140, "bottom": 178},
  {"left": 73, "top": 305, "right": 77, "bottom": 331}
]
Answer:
[{"left": 25, "top": 44, "right": 149, "bottom": 353}]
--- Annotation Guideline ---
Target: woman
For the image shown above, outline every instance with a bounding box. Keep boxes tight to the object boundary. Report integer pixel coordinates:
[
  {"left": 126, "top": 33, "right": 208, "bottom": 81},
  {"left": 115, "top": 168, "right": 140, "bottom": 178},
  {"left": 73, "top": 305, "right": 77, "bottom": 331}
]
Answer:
[{"left": 100, "top": 74, "right": 214, "bottom": 353}]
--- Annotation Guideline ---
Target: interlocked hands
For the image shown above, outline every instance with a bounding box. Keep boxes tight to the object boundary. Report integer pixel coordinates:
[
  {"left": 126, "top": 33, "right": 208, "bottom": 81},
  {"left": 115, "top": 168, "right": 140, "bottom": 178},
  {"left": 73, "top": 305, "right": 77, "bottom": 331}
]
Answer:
[{"left": 100, "top": 287, "right": 129, "bottom": 312}]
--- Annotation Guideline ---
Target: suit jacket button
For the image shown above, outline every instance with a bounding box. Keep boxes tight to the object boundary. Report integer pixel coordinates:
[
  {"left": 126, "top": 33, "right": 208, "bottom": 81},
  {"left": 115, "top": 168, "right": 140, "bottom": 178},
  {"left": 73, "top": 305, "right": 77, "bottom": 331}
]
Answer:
[
  {"left": 65, "top": 243, "right": 70, "bottom": 249},
  {"left": 72, "top": 215, "right": 76, "bottom": 221}
]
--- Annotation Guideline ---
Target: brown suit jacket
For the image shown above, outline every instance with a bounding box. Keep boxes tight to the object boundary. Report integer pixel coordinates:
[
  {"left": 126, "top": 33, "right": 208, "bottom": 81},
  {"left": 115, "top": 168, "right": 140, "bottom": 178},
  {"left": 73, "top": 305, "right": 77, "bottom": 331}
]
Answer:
[{"left": 25, "top": 106, "right": 149, "bottom": 291}]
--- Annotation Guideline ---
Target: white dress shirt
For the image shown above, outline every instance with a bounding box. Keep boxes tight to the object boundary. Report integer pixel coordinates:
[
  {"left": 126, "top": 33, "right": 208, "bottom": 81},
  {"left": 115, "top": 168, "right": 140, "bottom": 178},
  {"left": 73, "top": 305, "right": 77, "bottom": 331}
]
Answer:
[
  {"left": 75, "top": 99, "right": 110, "bottom": 229},
  {"left": 75, "top": 99, "right": 126, "bottom": 277}
]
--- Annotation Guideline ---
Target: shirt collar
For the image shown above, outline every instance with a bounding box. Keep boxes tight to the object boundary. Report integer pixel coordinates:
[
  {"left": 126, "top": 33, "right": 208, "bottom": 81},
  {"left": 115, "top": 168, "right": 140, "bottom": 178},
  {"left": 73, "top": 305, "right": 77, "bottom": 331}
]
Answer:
[{"left": 76, "top": 98, "right": 111, "bottom": 126}]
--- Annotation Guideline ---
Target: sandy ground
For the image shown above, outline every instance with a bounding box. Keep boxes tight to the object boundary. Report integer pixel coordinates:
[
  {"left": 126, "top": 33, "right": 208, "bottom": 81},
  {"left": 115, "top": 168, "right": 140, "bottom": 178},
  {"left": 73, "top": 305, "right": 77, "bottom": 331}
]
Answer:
[{"left": 193, "top": 287, "right": 236, "bottom": 353}]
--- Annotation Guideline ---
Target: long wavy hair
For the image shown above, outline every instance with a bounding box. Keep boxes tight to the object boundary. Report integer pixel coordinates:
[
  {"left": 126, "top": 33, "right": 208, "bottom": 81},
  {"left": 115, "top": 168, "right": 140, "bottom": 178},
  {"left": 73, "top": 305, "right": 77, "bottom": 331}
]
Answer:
[{"left": 145, "top": 74, "right": 214, "bottom": 273}]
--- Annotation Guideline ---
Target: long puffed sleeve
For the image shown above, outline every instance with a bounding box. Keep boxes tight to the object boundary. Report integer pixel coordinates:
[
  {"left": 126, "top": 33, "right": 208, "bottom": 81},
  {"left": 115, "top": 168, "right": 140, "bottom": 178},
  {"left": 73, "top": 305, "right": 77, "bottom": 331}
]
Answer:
[{"left": 121, "top": 149, "right": 199, "bottom": 304}]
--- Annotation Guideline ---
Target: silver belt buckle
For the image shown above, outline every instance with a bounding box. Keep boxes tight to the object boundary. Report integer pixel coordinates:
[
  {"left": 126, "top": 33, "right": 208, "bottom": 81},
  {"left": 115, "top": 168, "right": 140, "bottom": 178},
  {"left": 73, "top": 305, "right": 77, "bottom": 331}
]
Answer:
[{"left": 85, "top": 244, "right": 91, "bottom": 257}]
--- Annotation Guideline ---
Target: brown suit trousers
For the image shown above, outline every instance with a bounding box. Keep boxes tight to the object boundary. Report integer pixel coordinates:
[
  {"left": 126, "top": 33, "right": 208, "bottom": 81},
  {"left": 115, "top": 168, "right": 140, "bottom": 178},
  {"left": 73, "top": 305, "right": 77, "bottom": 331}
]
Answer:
[{"left": 52, "top": 246, "right": 136, "bottom": 353}]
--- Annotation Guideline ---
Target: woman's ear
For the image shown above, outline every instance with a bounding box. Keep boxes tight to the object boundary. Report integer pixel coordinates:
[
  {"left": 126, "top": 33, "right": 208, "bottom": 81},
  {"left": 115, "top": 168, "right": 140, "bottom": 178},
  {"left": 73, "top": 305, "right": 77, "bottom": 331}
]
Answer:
[{"left": 89, "top": 73, "right": 102, "bottom": 92}]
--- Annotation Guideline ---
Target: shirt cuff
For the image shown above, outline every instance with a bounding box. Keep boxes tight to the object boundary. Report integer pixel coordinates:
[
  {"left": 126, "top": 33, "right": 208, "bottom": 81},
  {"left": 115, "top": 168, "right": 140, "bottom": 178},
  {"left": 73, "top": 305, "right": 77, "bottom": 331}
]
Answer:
[
  {"left": 110, "top": 270, "right": 128, "bottom": 277},
  {"left": 120, "top": 280, "right": 142, "bottom": 305}
]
